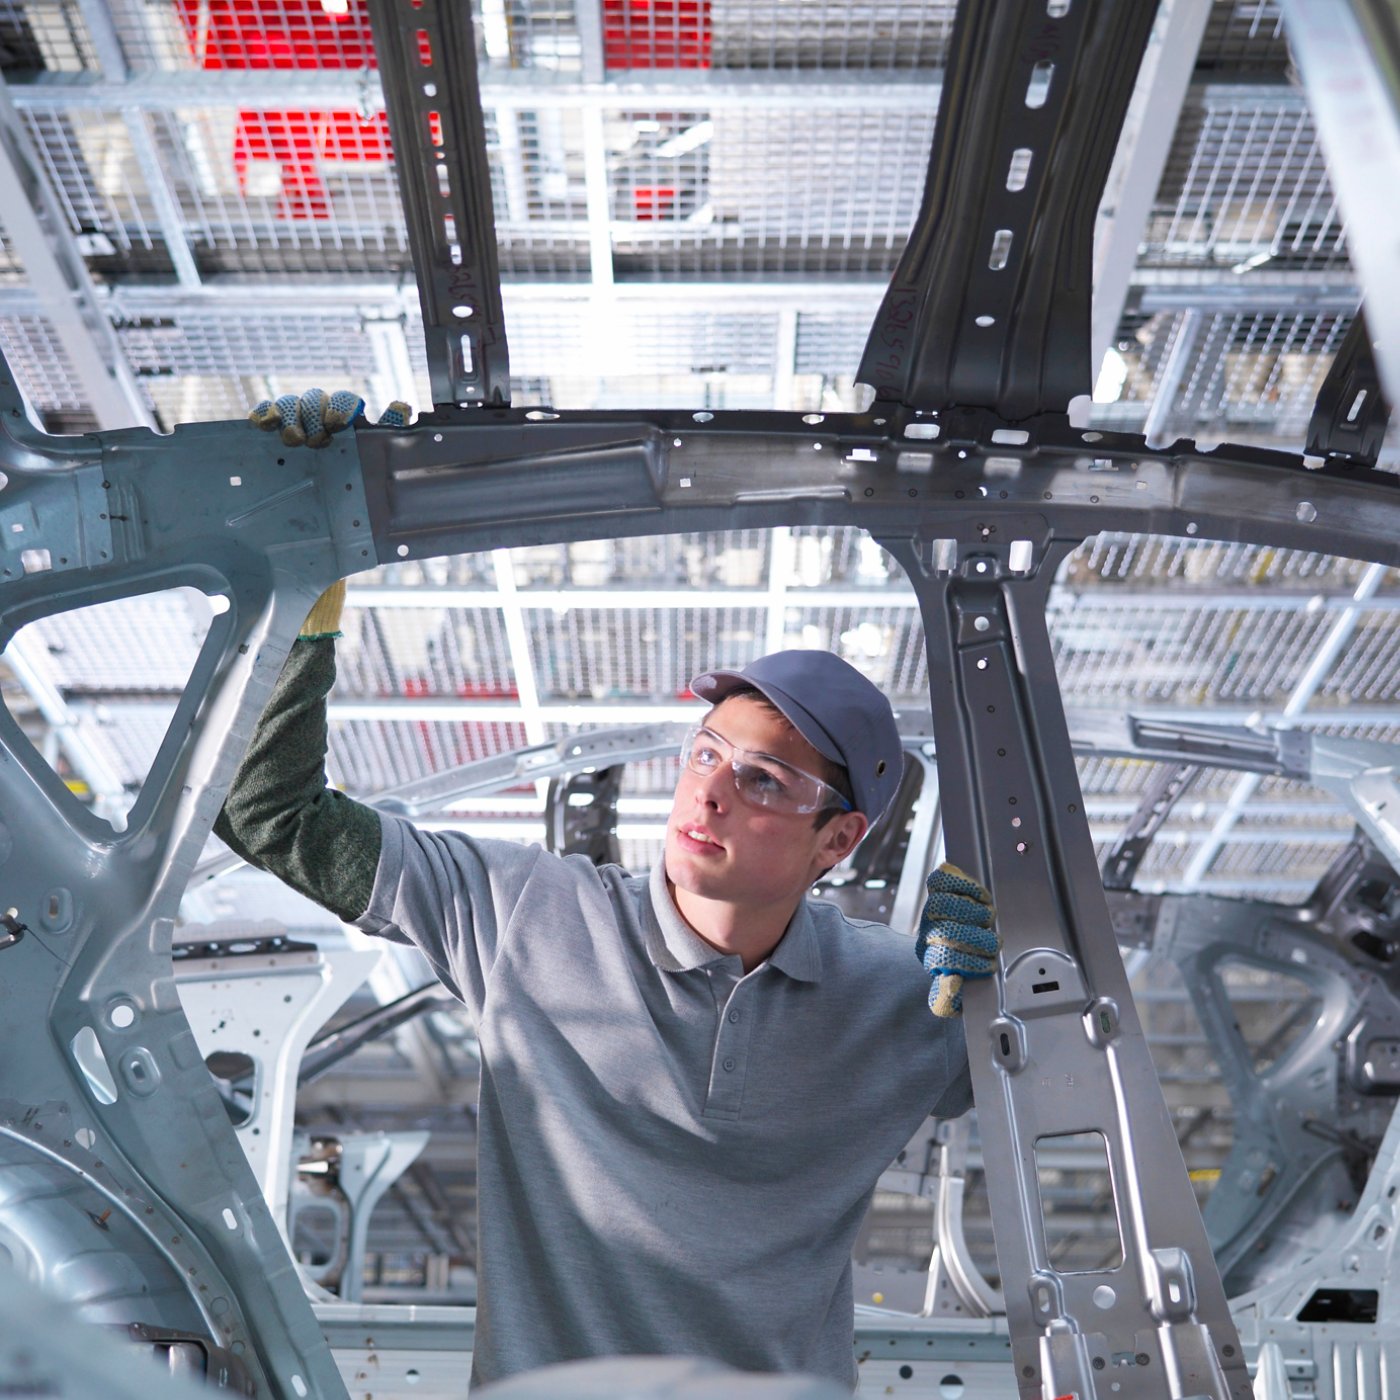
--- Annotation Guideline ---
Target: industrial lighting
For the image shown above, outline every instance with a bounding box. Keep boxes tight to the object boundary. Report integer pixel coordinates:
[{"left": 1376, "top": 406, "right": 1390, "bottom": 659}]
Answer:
[
  {"left": 1230, "top": 249, "right": 1274, "bottom": 274},
  {"left": 1092, "top": 347, "right": 1129, "bottom": 403},
  {"left": 656, "top": 121, "right": 715, "bottom": 159},
  {"left": 479, "top": 0, "right": 510, "bottom": 59}
]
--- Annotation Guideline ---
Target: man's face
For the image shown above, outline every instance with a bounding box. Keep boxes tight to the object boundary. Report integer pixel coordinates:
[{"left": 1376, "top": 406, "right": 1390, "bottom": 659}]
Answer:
[{"left": 664, "top": 695, "right": 864, "bottom": 915}]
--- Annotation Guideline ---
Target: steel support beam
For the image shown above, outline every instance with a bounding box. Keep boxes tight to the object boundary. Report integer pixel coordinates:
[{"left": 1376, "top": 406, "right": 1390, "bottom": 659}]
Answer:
[
  {"left": 363, "top": 317, "right": 419, "bottom": 421},
  {"left": 3, "top": 629, "right": 129, "bottom": 822},
  {"left": 773, "top": 308, "right": 799, "bottom": 412},
  {"left": 9, "top": 69, "right": 1314, "bottom": 115},
  {"left": 1091, "top": 0, "right": 1211, "bottom": 375},
  {"left": 1142, "top": 308, "right": 1205, "bottom": 446},
  {"left": 5, "top": 68, "right": 947, "bottom": 111},
  {"left": 575, "top": 0, "right": 605, "bottom": 85},
  {"left": 0, "top": 75, "right": 155, "bottom": 430},
  {"left": 0, "top": 274, "right": 1358, "bottom": 320},
  {"left": 859, "top": 0, "right": 1158, "bottom": 417},
  {"left": 368, "top": 0, "right": 509, "bottom": 406},
  {"left": 764, "top": 527, "right": 794, "bottom": 655},
  {"left": 1137, "top": 274, "right": 1359, "bottom": 314},
  {"left": 1180, "top": 561, "right": 1390, "bottom": 888},
  {"left": 492, "top": 548, "right": 544, "bottom": 746},
  {"left": 337, "top": 582, "right": 1400, "bottom": 613},
  {"left": 69, "top": 0, "right": 201, "bottom": 288},
  {"left": 1277, "top": 0, "right": 1400, "bottom": 408},
  {"left": 882, "top": 533, "right": 1250, "bottom": 1400},
  {"left": 313, "top": 699, "right": 1400, "bottom": 728}
]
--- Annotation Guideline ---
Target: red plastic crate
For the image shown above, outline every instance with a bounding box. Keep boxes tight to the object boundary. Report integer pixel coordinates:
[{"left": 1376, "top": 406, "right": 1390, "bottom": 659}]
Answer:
[
  {"left": 173, "top": 0, "right": 394, "bottom": 220},
  {"left": 602, "top": 0, "right": 712, "bottom": 69}
]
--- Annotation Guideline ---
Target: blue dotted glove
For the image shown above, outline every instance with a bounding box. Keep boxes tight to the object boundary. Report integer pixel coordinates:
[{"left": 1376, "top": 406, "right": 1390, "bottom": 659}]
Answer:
[
  {"left": 247, "top": 388, "right": 412, "bottom": 638},
  {"left": 915, "top": 863, "right": 999, "bottom": 1018},
  {"left": 248, "top": 388, "right": 411, "bottom": 448}
]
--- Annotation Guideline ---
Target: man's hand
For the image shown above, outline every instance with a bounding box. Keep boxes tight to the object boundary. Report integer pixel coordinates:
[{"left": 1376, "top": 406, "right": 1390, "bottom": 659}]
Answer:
[
  {"left": 249, "top": 388, "right": 411, "bottom": 448},
  {"left": 915, "top": 863, "right": 999, "bottom": 1018},
  {"left": 248, "top": 388, "right": 414, "bottom": 635}
]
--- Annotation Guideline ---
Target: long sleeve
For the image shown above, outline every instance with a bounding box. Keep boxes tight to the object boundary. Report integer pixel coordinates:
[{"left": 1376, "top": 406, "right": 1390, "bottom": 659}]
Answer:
[{"left": 214, "top": 637, "right": 381, "bottom": 921}]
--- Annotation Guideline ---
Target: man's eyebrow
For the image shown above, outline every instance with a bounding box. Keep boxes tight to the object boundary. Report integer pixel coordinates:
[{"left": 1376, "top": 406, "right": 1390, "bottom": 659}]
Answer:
[{"left": 701, "top": 721, "right": 797, "bottom": 769}]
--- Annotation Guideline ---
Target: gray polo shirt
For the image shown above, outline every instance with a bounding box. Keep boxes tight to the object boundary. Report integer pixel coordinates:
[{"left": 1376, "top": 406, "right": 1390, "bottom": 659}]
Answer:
[{"left": 356, "top": 813, "right": 973, "bottom": 1390}]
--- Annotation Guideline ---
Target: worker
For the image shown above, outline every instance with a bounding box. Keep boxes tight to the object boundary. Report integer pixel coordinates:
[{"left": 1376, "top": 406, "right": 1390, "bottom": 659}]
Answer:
[{"left": 219, "top": 391, "right": 1000, "bottom": 1392}]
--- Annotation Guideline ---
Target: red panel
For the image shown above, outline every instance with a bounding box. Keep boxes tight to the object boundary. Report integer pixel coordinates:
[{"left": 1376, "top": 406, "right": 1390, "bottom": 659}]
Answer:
[
  {"left": 232, "top": 110, "right": 393, "bottom": 219},
  {"left": 602, "top": 0, "right": 712, "bottom": 69},
  {"left": 172, "top": 0, "right": 378, "bottom": 70},
  {"left": 632, "top": 185, "right": 679, "bottom": 220},
  {"left": 174, "top": 0, "right": 396, "bottom": 219}
]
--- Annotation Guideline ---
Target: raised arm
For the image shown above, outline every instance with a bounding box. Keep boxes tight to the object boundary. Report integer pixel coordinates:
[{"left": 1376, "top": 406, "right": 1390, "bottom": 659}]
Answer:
[
  {"left": 214, "top": 390, "right": 410, "bottom": 920},
  {"left": 213, "top": 584, "right": 381, "bottom": 921}
]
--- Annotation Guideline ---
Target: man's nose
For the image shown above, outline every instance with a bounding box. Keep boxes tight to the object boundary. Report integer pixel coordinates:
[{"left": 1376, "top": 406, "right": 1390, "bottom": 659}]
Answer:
[{"left": 693, "top": 761, "right": 733, "bottom": 807}]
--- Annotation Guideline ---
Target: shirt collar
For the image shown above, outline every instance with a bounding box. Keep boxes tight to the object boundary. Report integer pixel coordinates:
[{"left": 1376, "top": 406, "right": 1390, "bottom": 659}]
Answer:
[{"left": 644, "top": 862, "right": 823, "bottom": 983}]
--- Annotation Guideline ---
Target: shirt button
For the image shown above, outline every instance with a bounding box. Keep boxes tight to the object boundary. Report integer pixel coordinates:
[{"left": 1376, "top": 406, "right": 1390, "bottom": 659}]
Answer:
[
  {"left": 722, "top": 1057, "right": 736, "bottom": 1072},
  {"left": 728, "top": 1010, "right": 740, "bottom": 1023}
]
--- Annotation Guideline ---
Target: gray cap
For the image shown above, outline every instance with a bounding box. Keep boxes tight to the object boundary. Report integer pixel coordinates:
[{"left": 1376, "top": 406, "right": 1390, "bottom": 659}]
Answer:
[{"left": 689, "top": 650, "right": 903, "bottom": 820}]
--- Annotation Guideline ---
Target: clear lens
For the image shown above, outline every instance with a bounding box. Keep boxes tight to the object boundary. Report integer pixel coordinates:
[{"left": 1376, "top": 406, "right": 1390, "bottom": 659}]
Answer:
[{"left": 680, "top": 724, "right": 842, "bottom": 815}]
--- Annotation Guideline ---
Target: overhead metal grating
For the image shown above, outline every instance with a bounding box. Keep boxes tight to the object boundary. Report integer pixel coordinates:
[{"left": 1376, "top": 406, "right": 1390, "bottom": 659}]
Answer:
[
  {"left": 332, "top": 717, "right": 532, "bottom": 790},
  {"left": 488, "top": 105, "right": 590, "bottom": 227},
  {"left": 601, "top": 0, "right": 956, "bottom": 72},
  {"left": 795, "top": 311, "right": 879, "bottom": 379},
  {"left": 336, "top": 604, "right": 520, "bottom": 698},
  {"left": 147, "top": 106, "right": 411, "bottom": 277},
  {"left": 16, "top": 109, "right": 174, "bottom": 275},
  {"left": 364, "top": 554, "right": 498, "bottom": 591},
  {"left": 783, "top": 603, "right": 926, "bottom": 697},
  {"left": 0, "top": 0, "right": 584, "bottom": 79},
  {"left": 787, "top": 525, "right": 895, "bottom": 585},
  {"left": 1064, "top": 533, "right": 1370, "bottom": 588},
  {"left": 142, "top": 374, "right": 269, "bottom": 427},
  {"left": 21, "top": 589, "right": 213, "bottom": 692},
  {"left": 1087, "top": 310, "right": 1185, "bottom": 432},
  {"left": 0, "top": 312, "right": 100, "bottom": 419},
  {"left": 0, "top": 0, "right": 96, "bottom": 70},
  {"left": 708, "top": 0, "right": 955, "bottom": 70},
  {"left": 120, "top": 310, "right": 379, "bottom": 376},
  {"left": 526, "top": 604, "right": 771, "bottom": 700},
  {"left": 506, "top": 530, "right": 776, "bottom": 588},
  {"left": 608, "top": 106, "right": 935, "bottom": 278},
  {"left": 1052, "top": 597, "right": 1346, "bottom": 707},
  {"left": 1195, "top": 0, "right": 1290, "bottom": 75},
  {"left": 1173, "top": 310, "right": 1354, "bottom": 445},
  {"left": 1147, "top": 89, "right": 1347, "bottom": 274},
  {"left": 118, "top": 310, "right": 412, "bottom": 430},
  {"left": 475, "top": 0, "right": 582, "bottom": 78}
]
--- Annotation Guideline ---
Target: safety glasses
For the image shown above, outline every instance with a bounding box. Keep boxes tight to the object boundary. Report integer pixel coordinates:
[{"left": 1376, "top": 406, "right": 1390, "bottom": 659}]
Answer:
[{"left": 679, "top": 723, "right": 852, "bottom": 816}]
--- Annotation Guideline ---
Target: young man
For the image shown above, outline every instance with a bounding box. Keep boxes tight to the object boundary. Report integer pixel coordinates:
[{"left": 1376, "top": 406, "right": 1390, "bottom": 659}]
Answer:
[{"left": 222, "top": 393, "right": 998, "bottom": 1390}]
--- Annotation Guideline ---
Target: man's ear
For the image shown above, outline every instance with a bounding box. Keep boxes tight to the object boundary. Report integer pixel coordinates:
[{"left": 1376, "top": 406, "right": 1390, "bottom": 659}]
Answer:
[{"left": 818, "top": 810, "right": 868, "bottom": 869}]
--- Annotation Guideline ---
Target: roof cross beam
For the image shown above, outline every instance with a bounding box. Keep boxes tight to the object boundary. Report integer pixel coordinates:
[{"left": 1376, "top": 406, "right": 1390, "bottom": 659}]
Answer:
[{"left": 859, "top": 0, "right": 1160, "bottom": 420}]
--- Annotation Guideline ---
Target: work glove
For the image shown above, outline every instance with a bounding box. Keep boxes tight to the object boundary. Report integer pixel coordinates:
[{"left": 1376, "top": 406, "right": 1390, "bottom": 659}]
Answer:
[
  {"left": 915, "top": 862, "right": 999, "bottom": 1018},
  {"left": 249, "top": 388, "right": 412, "bottom": 448},
  {"left": 248, "top": 388, "right": 413, "bottom": 636}
]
